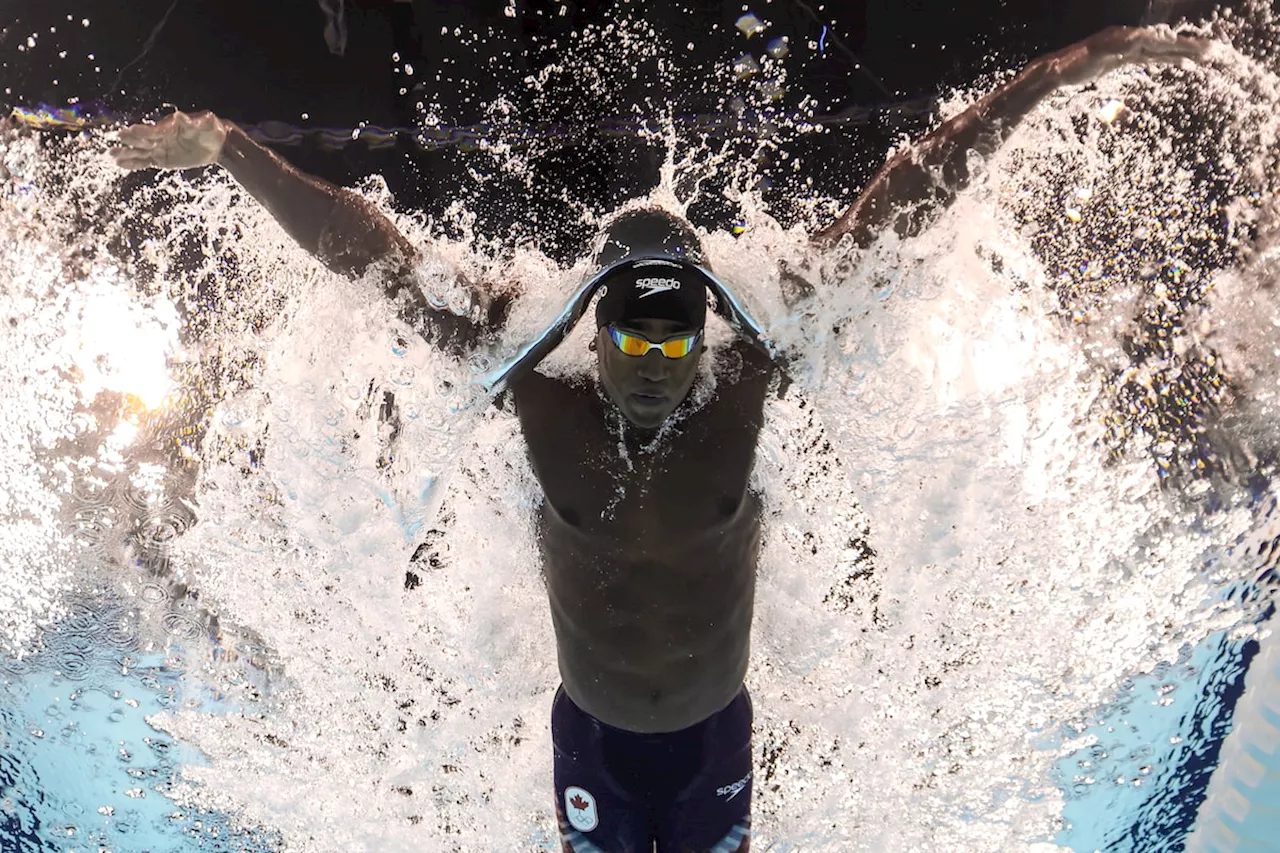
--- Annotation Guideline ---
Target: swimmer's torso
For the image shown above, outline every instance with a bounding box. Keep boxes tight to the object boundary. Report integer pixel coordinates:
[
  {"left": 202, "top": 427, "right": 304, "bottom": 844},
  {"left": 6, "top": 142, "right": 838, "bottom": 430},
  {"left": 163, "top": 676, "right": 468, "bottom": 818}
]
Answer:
[{"left": 513, "top": 340, "right": 774, "bottom": 733}]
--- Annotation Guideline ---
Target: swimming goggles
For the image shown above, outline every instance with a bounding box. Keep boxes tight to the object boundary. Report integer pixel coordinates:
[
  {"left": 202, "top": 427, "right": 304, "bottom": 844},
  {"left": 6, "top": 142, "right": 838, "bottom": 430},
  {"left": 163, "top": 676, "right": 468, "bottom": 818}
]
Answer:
[{"left": 607, "top": 325, "right": 701, "bottom": 359}]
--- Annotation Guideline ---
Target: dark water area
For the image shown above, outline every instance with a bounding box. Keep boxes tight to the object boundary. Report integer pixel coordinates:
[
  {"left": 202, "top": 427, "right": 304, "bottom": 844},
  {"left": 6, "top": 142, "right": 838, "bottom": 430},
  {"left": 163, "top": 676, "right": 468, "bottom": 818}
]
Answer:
[{"left": 1, "top": 0, "right": 1227, "bottom": 261}]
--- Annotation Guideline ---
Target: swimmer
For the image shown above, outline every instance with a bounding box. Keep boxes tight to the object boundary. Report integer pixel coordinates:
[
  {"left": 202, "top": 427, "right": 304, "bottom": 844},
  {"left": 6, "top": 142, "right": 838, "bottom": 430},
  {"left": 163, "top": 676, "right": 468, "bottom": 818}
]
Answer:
[{"left": 112, "top": 25, "right": 1207, "bottom": 853}]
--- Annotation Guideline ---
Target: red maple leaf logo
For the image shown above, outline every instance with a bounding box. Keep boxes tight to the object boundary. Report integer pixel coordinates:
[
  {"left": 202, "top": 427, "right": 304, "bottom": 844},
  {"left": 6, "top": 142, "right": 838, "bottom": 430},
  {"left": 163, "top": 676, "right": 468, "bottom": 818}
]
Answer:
[{"left": 570, "top": 794, "right": 590, "bottom": 811}]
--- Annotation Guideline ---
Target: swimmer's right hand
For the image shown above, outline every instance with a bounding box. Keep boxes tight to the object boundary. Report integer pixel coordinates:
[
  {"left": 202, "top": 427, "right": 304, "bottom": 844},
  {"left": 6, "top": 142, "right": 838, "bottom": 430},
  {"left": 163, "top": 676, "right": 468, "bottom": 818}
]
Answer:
[{"left": 111, "top": 110, "right": 229, "bottom": 171}]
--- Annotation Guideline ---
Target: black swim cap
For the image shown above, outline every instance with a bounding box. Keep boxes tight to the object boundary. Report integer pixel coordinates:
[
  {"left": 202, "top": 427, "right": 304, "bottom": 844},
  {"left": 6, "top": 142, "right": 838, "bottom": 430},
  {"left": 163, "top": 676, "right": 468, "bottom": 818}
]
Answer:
[
  {"left": 591, "top": 209, "right": 709, "bottom": 329},
  {"left": 594, "top": 258, "right": 709, "bottom": 329},
  {"left": 594, "top": 208, "right": 706, "bottom": 269}
]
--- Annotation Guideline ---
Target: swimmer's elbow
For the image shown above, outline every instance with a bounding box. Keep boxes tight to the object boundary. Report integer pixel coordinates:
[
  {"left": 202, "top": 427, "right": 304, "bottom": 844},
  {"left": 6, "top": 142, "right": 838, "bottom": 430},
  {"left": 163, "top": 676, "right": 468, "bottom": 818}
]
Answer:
[
  {"left": 317, "top": 192, "right": 418, "bottom": 280},
  {"left": 389, "top": 267, "right": 512, "bottom": 359},
  {"left": 317, "top": 193, "right": 510, "bottom": 356}
]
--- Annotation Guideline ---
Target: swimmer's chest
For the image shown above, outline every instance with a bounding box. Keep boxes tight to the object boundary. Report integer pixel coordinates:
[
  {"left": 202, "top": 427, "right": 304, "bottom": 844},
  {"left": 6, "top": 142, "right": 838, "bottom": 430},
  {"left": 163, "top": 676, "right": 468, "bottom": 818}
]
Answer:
[{"left": 512, "top": 366, "right": 769, "bottom": 538}]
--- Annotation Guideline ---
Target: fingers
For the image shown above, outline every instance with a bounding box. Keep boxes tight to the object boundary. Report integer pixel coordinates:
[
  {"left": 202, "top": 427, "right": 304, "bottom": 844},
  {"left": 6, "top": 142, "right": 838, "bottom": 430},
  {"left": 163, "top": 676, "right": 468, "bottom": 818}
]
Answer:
[
  {"left": 110, "top": 141, "right": 163, "bottom": 170},
  {"left": 1043, "top": 25, "right": 1215, "bottom": 92},
  {"left": 1116, "top": 26, "right": 1212, "bottom": 65},
  {"left": 1087, "top": 24, "right": 1202, "bottom": 57},
  {"left": 1057, "top": 26, "right": 1210, "bottom": 85},
  {"left": 109, "top": 109, "right": 225, "bottom": 172},
  {"left": 110, "top": 111, "right": 186, "bottom": 170},
  {"left": 116, "top": 123, "right": 162, "bottom": 146},
  {"left": 1127, "top": 28, "right": 1211, "bottom": 62},
  {"left": 110, "top": 128, "right": 160, "bottom": 170}
]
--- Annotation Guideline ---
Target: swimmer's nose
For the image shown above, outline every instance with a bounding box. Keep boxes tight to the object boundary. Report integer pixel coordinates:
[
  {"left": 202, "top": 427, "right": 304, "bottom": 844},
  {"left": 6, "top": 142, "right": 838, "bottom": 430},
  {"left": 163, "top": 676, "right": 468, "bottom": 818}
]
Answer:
[{"left": 635, "top": 350, "right": 671, "bottom": 382}]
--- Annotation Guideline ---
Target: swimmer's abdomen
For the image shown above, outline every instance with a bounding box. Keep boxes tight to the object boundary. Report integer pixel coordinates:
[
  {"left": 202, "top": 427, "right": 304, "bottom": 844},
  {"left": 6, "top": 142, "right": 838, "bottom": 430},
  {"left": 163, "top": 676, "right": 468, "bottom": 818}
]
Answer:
[{"left": 540, "top": 495, "right": 760, "bottom": 734}]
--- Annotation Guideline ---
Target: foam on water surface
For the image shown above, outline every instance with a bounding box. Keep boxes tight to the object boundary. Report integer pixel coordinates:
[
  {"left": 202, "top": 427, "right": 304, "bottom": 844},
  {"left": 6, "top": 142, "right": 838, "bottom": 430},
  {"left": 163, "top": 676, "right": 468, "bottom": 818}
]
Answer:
[{"left": 3, "top": 6, "right": 1280, "bottom": 852}]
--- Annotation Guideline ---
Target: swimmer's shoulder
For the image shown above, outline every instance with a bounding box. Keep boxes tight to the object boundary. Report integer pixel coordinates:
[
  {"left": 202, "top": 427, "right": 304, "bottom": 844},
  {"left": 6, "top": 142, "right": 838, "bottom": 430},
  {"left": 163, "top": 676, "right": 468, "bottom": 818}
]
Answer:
[
  {"left": 714, "top": 336, "right": 777, "bottom": 398},
  {"left": 508, "top": 368, "right": 597, "bottom": 422}
]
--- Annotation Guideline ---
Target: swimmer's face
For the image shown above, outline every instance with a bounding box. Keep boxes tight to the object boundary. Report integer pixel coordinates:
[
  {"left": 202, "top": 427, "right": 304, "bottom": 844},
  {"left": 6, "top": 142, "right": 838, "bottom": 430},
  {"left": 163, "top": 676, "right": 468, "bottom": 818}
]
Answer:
[{"left": 597, "top": 318, "right": 704, "bottom": 429}]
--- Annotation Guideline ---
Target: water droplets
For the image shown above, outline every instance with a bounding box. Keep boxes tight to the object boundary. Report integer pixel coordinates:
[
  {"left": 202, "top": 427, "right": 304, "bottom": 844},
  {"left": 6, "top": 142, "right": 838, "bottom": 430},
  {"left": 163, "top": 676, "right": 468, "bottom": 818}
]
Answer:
[
  {"left": 102, "top": 616, "right": 139, "bottom": 652},
  {"left": 1098, "top": 98, "right": 1126, "bottom": 123},
  {"left": 391, "top": 364, "right": 417, "bottom": 386},
  {"left": 137, "top": 509, "right": 193, "bottom": 552},
  {"left": 56, "top": 645, "right": 93, "bottom": 680},
  {"left": 2, "top": 7, "right": 1278, "bottom": 851},
  {"left": 732, "top": 54, "right": 761, "bottom": 80},
  {"left": 139, "top": 583, "right": 166, "bottom": 604},
  {"left": 73, "top": 504, "right": 120, "bottom": 553},
  {"left": 160, "top": 610, "right": 204, "bottom": 641}
]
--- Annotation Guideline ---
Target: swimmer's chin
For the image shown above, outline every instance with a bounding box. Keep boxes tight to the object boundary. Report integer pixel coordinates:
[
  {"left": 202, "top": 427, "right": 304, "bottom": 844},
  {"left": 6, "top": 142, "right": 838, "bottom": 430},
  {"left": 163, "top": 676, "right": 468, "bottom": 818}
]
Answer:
[{"left": 620, "top": 396, "right": 677, "bottom": 429}]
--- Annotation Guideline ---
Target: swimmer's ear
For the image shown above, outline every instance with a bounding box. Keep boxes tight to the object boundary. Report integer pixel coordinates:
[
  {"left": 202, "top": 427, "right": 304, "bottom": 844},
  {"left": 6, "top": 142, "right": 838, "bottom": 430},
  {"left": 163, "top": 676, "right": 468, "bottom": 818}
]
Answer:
[{"left": 588, "top": 338, "right": 598, "bottom": 352}]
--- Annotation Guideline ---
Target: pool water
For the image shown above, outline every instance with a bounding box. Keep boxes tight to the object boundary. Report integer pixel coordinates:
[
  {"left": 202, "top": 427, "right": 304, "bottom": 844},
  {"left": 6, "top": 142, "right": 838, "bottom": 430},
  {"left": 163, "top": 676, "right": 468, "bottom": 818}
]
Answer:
[{"left": 4, "top": 5, "right": 1280, "bottom": 852}]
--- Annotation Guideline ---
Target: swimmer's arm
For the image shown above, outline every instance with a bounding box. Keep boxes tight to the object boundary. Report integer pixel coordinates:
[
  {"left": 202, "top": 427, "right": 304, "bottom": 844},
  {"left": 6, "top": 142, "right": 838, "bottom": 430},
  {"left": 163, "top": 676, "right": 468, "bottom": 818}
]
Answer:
[
  {"left": 214, "top": 123, "right": 372, "bottom": 270},
  {"left": 813, "top": 26, "right": 1211, "bottom": 249},
  {"left": 217, "top": 123, "right": 502, "bottom": 353}
]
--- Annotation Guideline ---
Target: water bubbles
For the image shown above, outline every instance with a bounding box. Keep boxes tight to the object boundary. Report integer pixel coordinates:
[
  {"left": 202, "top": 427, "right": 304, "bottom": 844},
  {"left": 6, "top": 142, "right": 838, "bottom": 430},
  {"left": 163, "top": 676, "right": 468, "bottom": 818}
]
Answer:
[
  {"left": 139, "top": 583, "right": 166, "bottom": 603},
  {"left": 392, "top": 365, "right": 417, "bottom": 386},
  {"left": 56, "top": 646, "right": 93, "bottom": 681},
  {"left": 161, "top": 610, "right": 205, "bottom": 640},
  {"left": 73, "top": 505, "right": 119, "bottom": 552},
  {"left": 118, "top": 476, "right": 169, "bottom": 517},
  {"left": 137, "top": 509, "right": 194, "bottom": 552},
  {"left": 0, "top": 655, "right": 32, "bottom": 677},
  {"left": 220, "top": 406, "right": 247, "bottom": 429},
  {"left": 60, "top": 603, "right": 100, "bottom": 635},
  {"left": 324, "top": 405, "right": 347, "bottom": 428},
  {"left": 102, "top": 617, "right": 139, "bottom": 651}
]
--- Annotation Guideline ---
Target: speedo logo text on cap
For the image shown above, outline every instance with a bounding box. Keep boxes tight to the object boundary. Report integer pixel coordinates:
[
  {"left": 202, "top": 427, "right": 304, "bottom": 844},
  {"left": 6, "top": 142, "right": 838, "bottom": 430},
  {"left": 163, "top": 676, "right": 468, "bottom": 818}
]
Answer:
[{"left": 634, "top": 277, "right": 681, "bottom": 298}]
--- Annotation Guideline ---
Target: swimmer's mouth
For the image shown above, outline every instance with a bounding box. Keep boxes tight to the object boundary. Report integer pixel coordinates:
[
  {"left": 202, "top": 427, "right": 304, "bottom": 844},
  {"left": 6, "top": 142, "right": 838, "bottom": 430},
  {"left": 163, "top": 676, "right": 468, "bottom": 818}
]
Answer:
[{"left": 630, "top": 392, "right": 667, "bottom": 406}]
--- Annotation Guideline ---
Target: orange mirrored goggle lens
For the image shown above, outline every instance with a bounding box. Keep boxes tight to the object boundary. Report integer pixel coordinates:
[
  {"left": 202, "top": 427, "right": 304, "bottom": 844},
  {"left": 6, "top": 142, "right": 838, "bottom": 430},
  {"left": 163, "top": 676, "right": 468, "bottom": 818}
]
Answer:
[{"left": 608, "top": 326, "right": 701, "bottom": 358}]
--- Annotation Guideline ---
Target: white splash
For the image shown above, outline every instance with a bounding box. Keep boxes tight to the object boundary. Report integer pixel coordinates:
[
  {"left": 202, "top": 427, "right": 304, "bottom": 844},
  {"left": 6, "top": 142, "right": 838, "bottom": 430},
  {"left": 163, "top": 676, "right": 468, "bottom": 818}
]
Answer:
[{"left": 2, "top": 10, "right": 1280, "bottom": 853}]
